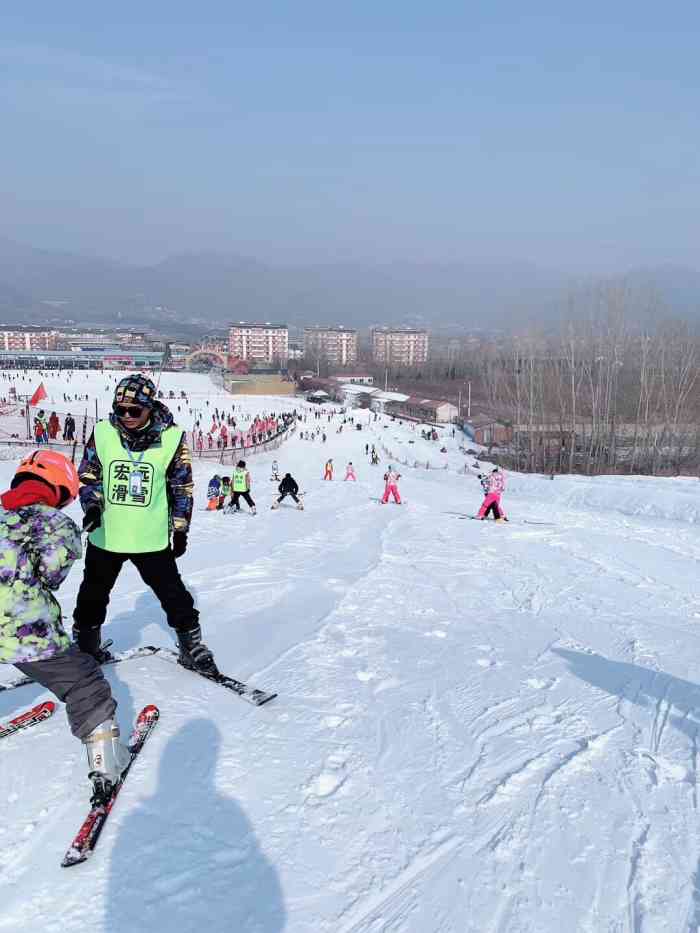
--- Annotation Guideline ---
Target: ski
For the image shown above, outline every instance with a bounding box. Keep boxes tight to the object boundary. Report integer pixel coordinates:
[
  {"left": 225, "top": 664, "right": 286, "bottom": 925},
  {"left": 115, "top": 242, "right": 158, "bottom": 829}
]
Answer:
[
  {"left": 0, "top": 700, "right": 55, "bottom": 740},
  {"left": 61, "top": 704, "right": 159, "bottom": 868},
  {"left": 149, "top": 647, "right": 277, "bottom": 706},
  {"left": 0, "top": 645, "right": 160, "bottom": 695}
]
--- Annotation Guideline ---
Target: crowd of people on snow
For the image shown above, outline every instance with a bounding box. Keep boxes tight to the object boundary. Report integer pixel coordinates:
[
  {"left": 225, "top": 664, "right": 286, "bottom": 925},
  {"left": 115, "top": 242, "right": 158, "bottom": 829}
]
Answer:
[
  {"left": 193, "top": 409, "right": 297, "bottom": 454},
  {"left": 33, "top": 410, "right": 77, "bottom": 444}
]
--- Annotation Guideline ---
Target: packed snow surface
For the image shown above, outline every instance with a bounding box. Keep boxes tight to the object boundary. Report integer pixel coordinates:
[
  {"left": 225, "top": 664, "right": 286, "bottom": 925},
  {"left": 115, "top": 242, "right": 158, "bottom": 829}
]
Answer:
[{"left": 1, "top": 371, "right": 700, "bottom": 931}]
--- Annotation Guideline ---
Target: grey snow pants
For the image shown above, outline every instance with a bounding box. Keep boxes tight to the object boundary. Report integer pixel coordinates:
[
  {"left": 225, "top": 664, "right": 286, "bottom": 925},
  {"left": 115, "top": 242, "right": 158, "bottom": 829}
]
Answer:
[{"left": 14, "top": 645, "right": 116, "bottom": 740}]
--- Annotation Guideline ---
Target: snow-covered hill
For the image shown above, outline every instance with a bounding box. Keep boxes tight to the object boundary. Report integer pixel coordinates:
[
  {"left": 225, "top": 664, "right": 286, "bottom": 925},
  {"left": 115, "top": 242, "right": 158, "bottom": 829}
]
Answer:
[{"left": 1, "top": 372, "right": 700, "bottom": 932}]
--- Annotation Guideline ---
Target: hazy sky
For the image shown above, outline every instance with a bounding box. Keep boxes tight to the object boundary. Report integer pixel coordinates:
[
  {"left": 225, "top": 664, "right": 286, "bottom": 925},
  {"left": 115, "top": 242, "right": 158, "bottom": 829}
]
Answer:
[{"left": 1, "top": 3, "right": 698, "bottom": 270}]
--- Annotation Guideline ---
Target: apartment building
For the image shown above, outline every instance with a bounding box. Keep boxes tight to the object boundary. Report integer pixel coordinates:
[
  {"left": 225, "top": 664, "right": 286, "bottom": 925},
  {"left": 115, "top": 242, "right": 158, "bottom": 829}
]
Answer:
[
  {"left": 0, "top": 326, "right": 58, "bottom": 351},
  {"left": 228, "top": 322, "right": 288, "bottom": 363},
  {"left": 371, "top": 327, "right": 429, "bottom": 367},
  {"left": 303, "top": 326, "right": 358, "bottom": 366}
]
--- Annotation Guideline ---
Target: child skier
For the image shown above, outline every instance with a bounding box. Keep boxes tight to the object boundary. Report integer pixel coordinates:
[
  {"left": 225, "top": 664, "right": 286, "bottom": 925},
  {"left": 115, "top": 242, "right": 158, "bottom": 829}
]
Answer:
[
  {"left": 477, "top": 467, "right": 508, "bottom": 521},
  {"left": 229, "top": 460, "right": 256, "bottom": 513},
  {"left": 381, "top": 466, "right": 402, "bottom": 504},
  {"left": 271, "top": 460, "right": 280, "bottom": 482},
  {"left": 206, "top": 474, "right": 222, "bottom": 511},
  {"left": 219, "top": 476, "right": 231, "bottom": 509},
  {"left": 272, "top": 473, "right": 303, "bottom": 510},
  {"left": 0, "top": 450, "right": 131, "bottom": 801},
  {"left": 344, "top": 462, "right": 357, "bottom": 481},
  {"left": 323, "top": 459, "right": 334, "bottom": 480}
]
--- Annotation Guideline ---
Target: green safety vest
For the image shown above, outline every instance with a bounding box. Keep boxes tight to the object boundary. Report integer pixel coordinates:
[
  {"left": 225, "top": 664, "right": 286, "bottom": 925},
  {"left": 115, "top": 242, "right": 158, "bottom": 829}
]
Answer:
[
  {"left": 89, "top": 420, "right": 183, "bottom": 554},
  {"left": 232, "top": 468, "right": 247, "bottom": 492}
]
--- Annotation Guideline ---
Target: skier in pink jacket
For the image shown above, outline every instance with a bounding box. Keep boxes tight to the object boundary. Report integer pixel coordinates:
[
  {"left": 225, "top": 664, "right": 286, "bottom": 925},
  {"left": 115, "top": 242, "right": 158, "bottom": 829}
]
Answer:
[
  {"left": 381, "top": 466, "right": 402, "bottom": 504},
  {"left": 477, "top": 467, "right": 507, "bottom": 521},
  {"left": 344, "top": 462, "right": 357, "bottom": 481}
]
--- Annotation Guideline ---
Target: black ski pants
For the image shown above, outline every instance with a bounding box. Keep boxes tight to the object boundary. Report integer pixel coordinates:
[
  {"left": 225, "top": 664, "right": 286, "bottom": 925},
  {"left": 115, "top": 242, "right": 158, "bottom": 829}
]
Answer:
[
  {"left": 73, "top": 542, "right": 199, "bottom": 637},
  {"left": 231, "top": 491, "right": 255, "bottom": 510},
  {"left": 277, "top": 490, "right": 299, "bottom": 504},
  {"left": 14, "top": 646, "right": 116, "bottom": 739},
  {"left": 484, "top": 499, "right": 502, "bottom": 519}
]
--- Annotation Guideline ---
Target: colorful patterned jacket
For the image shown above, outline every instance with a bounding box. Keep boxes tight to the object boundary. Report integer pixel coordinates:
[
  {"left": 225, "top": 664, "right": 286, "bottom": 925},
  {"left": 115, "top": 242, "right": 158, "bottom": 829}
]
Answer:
[
  {"left": 78, "top": 402, "right": 194, "bottom": 534},
  {"left": 0, "top": 505, "right": 80, "bottom": 664}
]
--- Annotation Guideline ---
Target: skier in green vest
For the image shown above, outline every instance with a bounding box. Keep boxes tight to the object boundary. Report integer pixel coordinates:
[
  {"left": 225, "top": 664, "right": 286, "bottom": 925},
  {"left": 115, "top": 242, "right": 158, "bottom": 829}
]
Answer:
[
  {"left": 72, "top": 374, "right": 218, "bottom": 674},
  {"left": 229, "top": 460, "right": 256, "bottom": 514}
]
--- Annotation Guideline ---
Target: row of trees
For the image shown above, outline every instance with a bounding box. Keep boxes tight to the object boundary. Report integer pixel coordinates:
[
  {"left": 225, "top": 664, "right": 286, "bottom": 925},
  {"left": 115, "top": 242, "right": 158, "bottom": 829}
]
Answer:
[{"left": 466, "top": 288, "right": 699, "bottom": 475}]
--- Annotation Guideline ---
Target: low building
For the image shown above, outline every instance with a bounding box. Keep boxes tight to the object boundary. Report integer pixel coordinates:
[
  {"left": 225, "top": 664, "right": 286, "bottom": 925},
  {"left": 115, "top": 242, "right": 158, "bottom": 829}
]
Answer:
[
  {"left": 463, "top": 416, "right": 513, "bottom": 446},
  {"left": 369, "top": 390, "right": 410, "bottom": 414},
  {"left": 337, "top": 384, "right": 378, "bottom": 407},
  {"left": 387, "top": 396, "right": 458, "bottom": 424},
  {"left": 329, "top": 373, "right": 374, "bottom": 386}
]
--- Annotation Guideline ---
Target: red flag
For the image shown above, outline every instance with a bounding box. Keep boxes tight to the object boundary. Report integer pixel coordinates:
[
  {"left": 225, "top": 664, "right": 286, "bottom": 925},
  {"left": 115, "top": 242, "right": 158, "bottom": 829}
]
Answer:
[{"left": 29, "top": 382, "right": 47, "bottom": 407}]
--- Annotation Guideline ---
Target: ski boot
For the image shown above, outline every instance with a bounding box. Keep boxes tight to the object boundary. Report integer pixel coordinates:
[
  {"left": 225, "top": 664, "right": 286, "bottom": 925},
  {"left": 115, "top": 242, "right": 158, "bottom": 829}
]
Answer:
[
  {"left": 72, "top": 623, "right": 114, "bottom": 664},
  {"left": 271, "top": 501, "right": 279, "bottom": 510},
  {"left": 297, "top": 501, "right": 304, "bottom": 510},
  {"left": 250, "top": 506, "right": 257, "bottom": 515},
  {"left": 84, "top": 718, "right": 131, "bottom": 804},
  {"left": 177, "top": 625, "right": 219, "bottom": 676}
]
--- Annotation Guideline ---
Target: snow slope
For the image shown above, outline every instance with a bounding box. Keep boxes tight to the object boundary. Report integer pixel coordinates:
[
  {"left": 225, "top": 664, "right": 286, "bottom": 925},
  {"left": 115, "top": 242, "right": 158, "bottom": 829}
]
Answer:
[{"left": 1, "top": 373, "right": 700, "bottom": 932}]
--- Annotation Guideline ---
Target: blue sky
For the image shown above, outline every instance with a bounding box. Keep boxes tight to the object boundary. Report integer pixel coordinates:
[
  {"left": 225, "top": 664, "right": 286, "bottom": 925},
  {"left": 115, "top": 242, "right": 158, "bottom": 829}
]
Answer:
[{"left": 0, "top": 3, "right": 698, "bottom": 269}]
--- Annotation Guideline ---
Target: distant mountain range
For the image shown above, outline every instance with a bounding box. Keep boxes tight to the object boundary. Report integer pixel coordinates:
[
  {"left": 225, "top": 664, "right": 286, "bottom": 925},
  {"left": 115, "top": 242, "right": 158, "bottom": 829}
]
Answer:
[{"left": 0, "top": 236, "right": 698, "bottom": 337}]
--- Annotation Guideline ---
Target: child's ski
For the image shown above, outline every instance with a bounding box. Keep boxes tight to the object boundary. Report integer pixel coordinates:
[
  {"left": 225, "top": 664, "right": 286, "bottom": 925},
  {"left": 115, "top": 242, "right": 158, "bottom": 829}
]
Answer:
[
  {"left": 0, "top": 700, "right": 55, "bottom": 740},
  {"left": 61, "top": 704, "right": 159, "bottom": 868},
  {"left": 151, "top": 648, "right": 276, "bottom": 706},
  {"left": 0, "top": 646, "right": 160, "bottom": 695}
]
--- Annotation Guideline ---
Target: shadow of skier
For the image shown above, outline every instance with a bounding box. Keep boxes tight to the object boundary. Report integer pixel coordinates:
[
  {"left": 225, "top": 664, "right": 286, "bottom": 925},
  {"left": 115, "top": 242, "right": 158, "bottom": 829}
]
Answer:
[
  {"left": 553, "top": 647, "right": 700, "bottom": 746},
  {"left": 106, "top": 719, "right": 286, "bottom": 933}
]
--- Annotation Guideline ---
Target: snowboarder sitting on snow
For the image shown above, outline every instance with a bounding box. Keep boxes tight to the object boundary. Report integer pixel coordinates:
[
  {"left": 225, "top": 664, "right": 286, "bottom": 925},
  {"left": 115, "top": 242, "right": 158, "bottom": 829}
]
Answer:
[
  {"left": 381, "top": 466, "right": 402, "bottom": 504},
  {"left": 272, "top": 473, "right": 303, "bottom": 510},
  {"left": 229, "top": 460, "right": 256, "bottom": 513},
  {"left": 73, "top": 374, "right": 218, "bottom": 676},
  {"left": 0, "top": 450, "right": 131, "bottom": 801},
  {"left": 477, "top": 467, "right": 508, "bottom": 521},
  {"left": 207, "top": 474, "right": 222, "bottom": 510}
]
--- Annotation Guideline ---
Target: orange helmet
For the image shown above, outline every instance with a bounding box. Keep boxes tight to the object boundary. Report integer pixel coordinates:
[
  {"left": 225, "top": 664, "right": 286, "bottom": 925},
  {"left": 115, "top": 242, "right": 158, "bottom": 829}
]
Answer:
[{"left": 13, "top": 450, "right": 80, "bottom": 506}]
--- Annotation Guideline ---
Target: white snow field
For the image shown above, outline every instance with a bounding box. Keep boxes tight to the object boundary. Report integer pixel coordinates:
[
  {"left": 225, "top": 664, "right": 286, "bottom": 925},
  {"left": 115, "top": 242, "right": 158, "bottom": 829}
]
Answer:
[{"left": 1, "top": 371, "right": 700, "bottom": 932}]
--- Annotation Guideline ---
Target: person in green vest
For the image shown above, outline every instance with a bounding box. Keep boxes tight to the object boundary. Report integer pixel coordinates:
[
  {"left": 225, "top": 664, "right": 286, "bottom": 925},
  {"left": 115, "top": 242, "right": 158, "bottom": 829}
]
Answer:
[
  {"left": 229, "top": 460, "right": 256, "bottom": 514},
  {"left": 72, "top": 374, "right": 218, "bottom": 674}
]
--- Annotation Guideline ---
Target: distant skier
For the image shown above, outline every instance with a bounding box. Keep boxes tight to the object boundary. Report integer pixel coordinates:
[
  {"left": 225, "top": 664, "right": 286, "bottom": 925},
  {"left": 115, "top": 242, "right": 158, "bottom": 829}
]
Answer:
[
  {"left": 323, "top": 459, "right": 334, "bottom": 480},
  {"left": 34, "top": 410, "right": 48, "bottom": 445},
  {"left": 344, "top": 462, "right": 357, "bottom": 481},
  {"left": 230, "top": 460, "right": 256, "bottom": 513},
  {"left": 381, "top": 466, "right": 402, "bottom": 504},
  {"left": 63, "top": 413, "right": 76, "bottom": 442},
  {"left": 0, "top": 450, "right": 131, "bottom": 799},
  {"left": 206, "top": 474, "right": 222, "bottom": 510},
  {"left": 272, "top": 473, "right": 303, "bottom": 510},
  {"left": 477, "top": 467, "right": 508, "bottom": 521},
  {"left": 271, "top": 460, "right": 280, "bottom": 481}
]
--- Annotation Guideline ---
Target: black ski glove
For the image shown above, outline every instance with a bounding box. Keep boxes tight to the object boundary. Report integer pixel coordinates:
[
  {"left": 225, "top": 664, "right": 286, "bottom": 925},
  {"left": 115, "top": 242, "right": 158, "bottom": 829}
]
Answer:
[
  {"left": 172, "top": 531, "right": 188, "bottom": 558},
  {"left": 82, "top": 507, "right": 101, "bottom": 533}
]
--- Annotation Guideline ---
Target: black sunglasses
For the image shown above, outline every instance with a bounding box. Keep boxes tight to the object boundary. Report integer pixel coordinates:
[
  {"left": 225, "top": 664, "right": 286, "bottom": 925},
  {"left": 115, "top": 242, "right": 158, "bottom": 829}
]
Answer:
[{"left": 115, "top": 404, "right": 146, "bottom": 418}]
